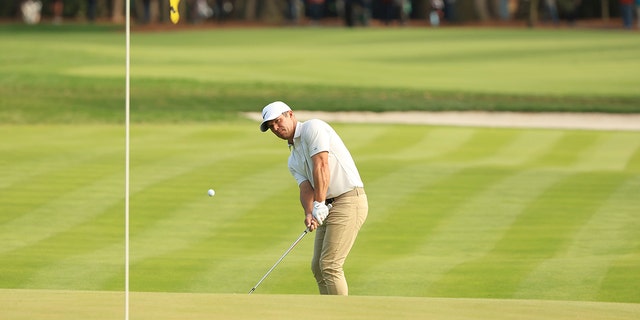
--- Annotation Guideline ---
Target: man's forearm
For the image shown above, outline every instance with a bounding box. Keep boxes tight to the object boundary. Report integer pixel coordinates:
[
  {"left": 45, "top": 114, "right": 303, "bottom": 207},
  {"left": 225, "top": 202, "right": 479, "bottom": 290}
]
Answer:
[
  {"left": 312, "top": 152, "right": 330, "bottom": 202},
  {"left": 299, "top": 180, "right": 315, "bottom": 214}
]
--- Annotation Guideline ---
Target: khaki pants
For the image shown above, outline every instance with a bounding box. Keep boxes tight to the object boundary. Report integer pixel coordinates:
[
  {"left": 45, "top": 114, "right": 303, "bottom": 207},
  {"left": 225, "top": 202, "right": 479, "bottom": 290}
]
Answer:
[{"left": 311, "top": 187, "right": 368, "bottom": 295}]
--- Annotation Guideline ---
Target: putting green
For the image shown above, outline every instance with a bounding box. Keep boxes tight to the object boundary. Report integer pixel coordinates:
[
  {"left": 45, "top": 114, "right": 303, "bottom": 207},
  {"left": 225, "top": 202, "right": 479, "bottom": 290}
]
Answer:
[{"left": 1, "top": 289, "right": 639, "bottom": 320}]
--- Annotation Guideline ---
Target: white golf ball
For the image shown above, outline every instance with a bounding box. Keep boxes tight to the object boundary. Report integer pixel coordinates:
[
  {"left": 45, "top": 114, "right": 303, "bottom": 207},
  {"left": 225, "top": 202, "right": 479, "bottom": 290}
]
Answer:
[{"left": 207, "top": 189, "right": 215, "bottom": 197}]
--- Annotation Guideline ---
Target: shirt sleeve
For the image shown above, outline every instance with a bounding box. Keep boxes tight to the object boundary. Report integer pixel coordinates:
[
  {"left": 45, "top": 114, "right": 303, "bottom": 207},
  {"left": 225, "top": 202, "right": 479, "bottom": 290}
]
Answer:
[
  {"left": 288, "top": 155, "right": 308, "bottom": 186},
  {"left": 301, "top": 119, "right": 331, "bottom": 157},
  {"left": 289, "top": 162, "right": 309, "bottom": 185}
]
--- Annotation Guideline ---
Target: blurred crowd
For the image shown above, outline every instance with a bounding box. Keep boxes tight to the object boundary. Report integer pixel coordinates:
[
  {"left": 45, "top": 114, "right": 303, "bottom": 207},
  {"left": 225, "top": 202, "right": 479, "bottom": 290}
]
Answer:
[{"left": 7, "top": 0, "right": 640, "bottom": 29}]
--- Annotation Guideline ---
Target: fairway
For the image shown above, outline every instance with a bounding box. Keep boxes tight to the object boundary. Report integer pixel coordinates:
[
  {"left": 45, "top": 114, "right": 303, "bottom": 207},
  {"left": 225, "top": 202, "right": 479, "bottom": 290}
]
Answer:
[
  {"left": 1, "top": 25, "right": 640, "bottom": 318},
  {"left": 1, "top": 123, "right": 639, "bottom": 299},
  {"left": 2, "top": 26, "right": 640, "bottom": 125}
]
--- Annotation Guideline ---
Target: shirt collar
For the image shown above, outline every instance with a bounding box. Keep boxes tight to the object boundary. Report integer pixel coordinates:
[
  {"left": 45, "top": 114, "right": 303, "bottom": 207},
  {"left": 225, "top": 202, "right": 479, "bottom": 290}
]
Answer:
[
  {"left": 288, "top": 121, "right": 303, "bottom": 150},
  {"left": 293, "top": 121, "right": 302, "bottom": 140}
]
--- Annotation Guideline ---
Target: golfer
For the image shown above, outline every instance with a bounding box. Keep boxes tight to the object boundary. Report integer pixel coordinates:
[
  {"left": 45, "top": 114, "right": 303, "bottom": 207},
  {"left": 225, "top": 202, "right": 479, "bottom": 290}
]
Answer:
[{"left": 259, "top": 101, "right": 368, "bottom": 295}]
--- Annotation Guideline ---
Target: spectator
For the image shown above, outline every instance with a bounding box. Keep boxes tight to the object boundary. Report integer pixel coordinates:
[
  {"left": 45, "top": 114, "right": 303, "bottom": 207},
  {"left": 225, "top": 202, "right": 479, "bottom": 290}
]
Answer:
[
  {"left": 87, "top": 0, "right": 97, "bottom": 22},
  {"left": 141, "top": 0, "right": 151, "bottom": 23},
  {"left": 430, "top": 0, "right": 444, "bottom": 26},
  {"left": 474, "top": 0, "right": 490, "bottom": 21},
  {"left": 307, "top": 0, "right": 324, "bottom": 24},
  {"left": 545, "top": 0, "right": 559, "bottom": 24},
  {"left": 343, "top": 0, "right": 355, "bottom": 26},
  {"left": 21, "top": 0, "right": 42, "bottom": 24},
  {"left": 398, "top": 0, "right": 410, "bottom": 24},
  {"left": 620, "top": 0, "right": 633, "bottom": 28},
  {"left": 286, "top": 0, "right": 302, "bottom": 24},
  {"left": 380, "top": 0, "right": 394, "bottom": 25},
  {"left": 559, "top": 0, "right": 581, "bottom": 25},
  {"left": 498, "top": 0, "right": 509, "bottom": 20},
  {"left": 381, "top": 0, "right": 406, "bottom": 25},
  {"left": 636, "top": 0, "right": 640, "bottom": 28},
  {"left": 359, "top": 0, "right": 372, "bottom": 25},
  {"left": 443, "top": 0, "right": 457, "bottom": 23},
  {"left": 52, "top": 0, "right": 63, "bottom": 24},
  {"left": 342, "top": 0, "right": 371, "bottom": 27}
]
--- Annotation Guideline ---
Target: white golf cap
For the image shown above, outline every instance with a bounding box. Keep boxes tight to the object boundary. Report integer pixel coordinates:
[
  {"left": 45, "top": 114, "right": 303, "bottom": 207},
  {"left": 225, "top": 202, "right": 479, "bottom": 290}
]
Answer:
[{"left": 259, "top": 101, "right": 292, "bottom": 132}]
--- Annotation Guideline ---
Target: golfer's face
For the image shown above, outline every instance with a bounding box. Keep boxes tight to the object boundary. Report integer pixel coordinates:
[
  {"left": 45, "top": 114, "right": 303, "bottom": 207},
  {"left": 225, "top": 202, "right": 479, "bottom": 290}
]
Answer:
[{"left": 268, "top": 113, "right": 294, "bottom": 140}]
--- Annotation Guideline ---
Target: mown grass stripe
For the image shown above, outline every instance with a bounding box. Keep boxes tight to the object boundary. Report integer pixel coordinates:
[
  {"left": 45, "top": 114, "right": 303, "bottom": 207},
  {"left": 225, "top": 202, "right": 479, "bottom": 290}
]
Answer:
[
  {"left": 331, "top": 124, "right": 392, "bottom": 156},
  {"left": 353, "top": 124, "right": 432, "bottom": 157},
  {"left": 2, "top": 124, "right": 639, "bottom": 301},
  {"left": 190, "top": 126, "right": 470, "bottom": 294},
  {"left": 366, "top": 167, "right": 512, "bottom": 256},
  {"left": 1, "top": 125, "right": 271, "bottom": 290},
  {"left": 0, "top": 163, "right": 123, "bottom": 256},
  {"left": 0, "top": 150, "right": 122, "bottom": 225},
  {"left": 5, "top": 143, "right": 236, "bottom": 288},
  {"left": 0, "top": 126, "right": 122, "bottom": 223},
  {"left": 514, "top": 176, "right": 640, "bottom": 301},
  {"left": 1, "top": 193, "right": 124, "bottom": 289},
  {"left": 624, "top": 147, "right": 640, "bottom": 172},
  {"left": 598, "top": 255, "right": 640, "bottom": 303},
  {"left": 476, "top": 130, "right": 564, "bottom": 167},
  {"left": 4, "top": 29, "right": 640, "bottom": 127},
  {"left": 17, "top": 148, "right": 287, "bottom": 291},
  {"left": 124, "top": 123, "right": 315, "bottom": 292},
  {"left": 127, "top": 151, "right": 273, "bottom": 235},
  {"left": 23, "top": 243, "right": 124, "bottom": 290},
  {"left": 534, "top": 131, "right": 600, "bottom": 169},
  {"left": 572, "top": 132, "right": 640, "bottom": 172},
  {"left": 128, "top": 163, "right": 296, "bottom": 292},
  {"left": 394, "top": 127, "right": 477, "bottom": 162},
  {"left": 361, "top": 164, "right": 462, "bottom": 225},
  {"left": 432, "top": 128, "right": 517, "bottom": 164},
  {"left": 185, "top": 221, "right": 317, "bottom": 294},
  {"left": 0, "top": 125, "right": 120, "bottom": 181},
  {"left": 359, "top": 169, "right": 561, "bottom": 296},
  {"left": 427, "top": 172, "right": 628, "bottom": 299}
]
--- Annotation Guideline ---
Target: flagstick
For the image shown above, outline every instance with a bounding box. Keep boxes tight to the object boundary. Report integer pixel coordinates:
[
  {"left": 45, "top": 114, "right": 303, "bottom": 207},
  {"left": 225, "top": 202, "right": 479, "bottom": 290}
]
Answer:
[{"left": 125, "top": 0, "right": 131, "bottom": 319}]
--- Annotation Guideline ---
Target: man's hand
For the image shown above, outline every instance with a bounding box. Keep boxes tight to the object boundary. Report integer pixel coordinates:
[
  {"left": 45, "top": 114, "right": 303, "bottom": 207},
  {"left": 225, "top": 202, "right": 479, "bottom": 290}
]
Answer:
[
  {"left": 312, "top": 201, "right": 329, "bottom": 225},
  {"left": 305, "top": 213, "right": 318, "bottom": 232}
]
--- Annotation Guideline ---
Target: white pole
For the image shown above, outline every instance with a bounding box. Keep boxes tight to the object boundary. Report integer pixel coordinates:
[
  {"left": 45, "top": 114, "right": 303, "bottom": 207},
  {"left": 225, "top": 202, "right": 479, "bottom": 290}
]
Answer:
[{"left": 125, "top": 0, "right": 131, "bottom": 318}]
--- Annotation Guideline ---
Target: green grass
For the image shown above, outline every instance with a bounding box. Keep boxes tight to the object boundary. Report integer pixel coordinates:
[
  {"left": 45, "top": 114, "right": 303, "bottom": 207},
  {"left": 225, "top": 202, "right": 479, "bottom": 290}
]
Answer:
[
  {"left": 2, "top": 289, "right": 640, "bottom": 320},
  {"left": 1, "top": 123, "right": 638, "bottom": 301},
  {"left": 1, "top": 25, "right": 639, "bottom": 318},
  {"left": 1, "top": 26, "right": 639, "bottom": 125}
]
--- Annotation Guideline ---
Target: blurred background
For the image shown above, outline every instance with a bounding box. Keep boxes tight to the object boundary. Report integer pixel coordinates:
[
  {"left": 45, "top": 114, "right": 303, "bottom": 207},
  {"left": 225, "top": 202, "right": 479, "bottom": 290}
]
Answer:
[{"left": 4, "top": 0, "right": 640, "bottom": 30}]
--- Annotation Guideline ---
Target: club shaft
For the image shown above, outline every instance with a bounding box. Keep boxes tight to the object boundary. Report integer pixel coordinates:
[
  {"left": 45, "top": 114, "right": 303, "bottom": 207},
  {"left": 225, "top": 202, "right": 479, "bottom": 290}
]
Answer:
[{"left": 248, "top": 228, "right": 309, "bottom": 294}]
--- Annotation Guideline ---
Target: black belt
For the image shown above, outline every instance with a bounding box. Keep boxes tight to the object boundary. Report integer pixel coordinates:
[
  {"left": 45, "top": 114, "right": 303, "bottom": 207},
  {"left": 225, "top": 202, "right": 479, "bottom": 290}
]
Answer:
[{"left": 325, "top": 187, "right": 365, "bottom": 206}]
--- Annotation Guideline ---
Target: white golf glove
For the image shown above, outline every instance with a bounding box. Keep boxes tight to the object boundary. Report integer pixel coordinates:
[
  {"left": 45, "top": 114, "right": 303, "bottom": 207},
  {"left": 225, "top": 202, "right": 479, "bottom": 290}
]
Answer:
[{"left": 312, "top": 201, "right": 330, "bottom": 225}]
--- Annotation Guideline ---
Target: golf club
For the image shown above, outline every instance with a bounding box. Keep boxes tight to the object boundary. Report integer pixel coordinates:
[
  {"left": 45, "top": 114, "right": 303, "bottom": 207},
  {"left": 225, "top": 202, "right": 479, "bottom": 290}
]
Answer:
[
  {"left": 248, "top": 227, "right": 309, "bottom": 294},
  {"left": 248, "top": 204, "right": 331, "bottom": 294}
]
